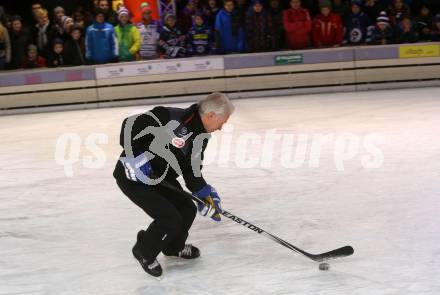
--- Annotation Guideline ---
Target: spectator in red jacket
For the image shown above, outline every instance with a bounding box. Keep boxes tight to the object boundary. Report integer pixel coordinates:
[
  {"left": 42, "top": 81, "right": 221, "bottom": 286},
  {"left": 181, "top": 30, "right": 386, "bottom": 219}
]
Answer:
[
  {"left": 312, "top": 0, "right": 343, "bottom": 48},
  {"left": 21, "top": 44, "right": 46, "bottom": 68},
  {"left": 283, "top": 0, "right": 312, "bottom": 50}
]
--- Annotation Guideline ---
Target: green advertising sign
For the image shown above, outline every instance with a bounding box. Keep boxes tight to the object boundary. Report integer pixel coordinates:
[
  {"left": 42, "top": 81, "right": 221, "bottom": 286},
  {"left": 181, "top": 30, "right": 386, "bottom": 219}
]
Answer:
[{"left": 274, "top": 54, "right": 303, "bottom": 65}]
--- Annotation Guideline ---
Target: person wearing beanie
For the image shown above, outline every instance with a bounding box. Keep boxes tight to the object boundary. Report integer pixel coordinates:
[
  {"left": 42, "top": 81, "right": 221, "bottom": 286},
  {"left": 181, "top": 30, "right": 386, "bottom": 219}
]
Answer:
[
  {"left": 60, "top": 16, "right": 75, "bottom": 36},
  {"left": 367, "top": 11, "right": 394, "bottom": 45},
  {"left": 21, "top": 44, "right": 46, "bottom": 68},
  {"left": 187, "top": 13, "right": 215, "bottom": 56},
  {"left": 245, "top": 0, "right": 275, "bottom": 52},
  {"left": 312, "top": 0, "right": 343, "bottom": 47},
  {"left": 284, "top": 0, "right": 312, "bottom": 50},
  {"left": 47, "top": 38, "right": 64, "bottom": 67},
  {"left": 136, "top": 2, "right": 160, "bottom": 59},
  {"left": 9, "top": 15, "right": 32, "bottom": 69},
  {"left": 53, "top": 6, "right": 65, "bottom": 23},
  {"left": 64, "top": 25, "right": 86, "bottom": 66},
  {"left": 115, "top": 6, "right": 141, "bottom": 61},
  {"left": 158, "top": 13, "right": 187, "bottom": 58},
  {"left": 343, "top": 0, "right": 372, "bottom": 45},
  {"left": 85, "top": 8, "right": 118, "bottom": 64},
  {"left": 215, "top": 0, "right": 246, "bottom": 53}
]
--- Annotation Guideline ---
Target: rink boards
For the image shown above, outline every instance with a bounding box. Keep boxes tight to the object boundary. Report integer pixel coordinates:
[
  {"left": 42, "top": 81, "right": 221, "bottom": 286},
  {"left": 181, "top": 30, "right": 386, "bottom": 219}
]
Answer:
[{"left": 1, "top": 43, "right": 440, "bottom": 113}]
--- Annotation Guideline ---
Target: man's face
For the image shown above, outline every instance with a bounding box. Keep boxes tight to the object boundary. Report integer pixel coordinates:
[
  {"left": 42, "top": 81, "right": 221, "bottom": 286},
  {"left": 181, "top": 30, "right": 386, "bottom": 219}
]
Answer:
[
  {"left": 402, "top": 18, "right": 411, "bottom": 30},
  {"left": 421, "top": 7, "right": 429, "bottom": 16},
  {"left": 37, "top": 14, "right": 49, "bottom": 26},
  {"left": 202, "top": 112, "right": 230, "bottom": 133},
  {"left": 96, "top": 13, "right": 105, "bottom": 23},
  {"left": 394, "top": 0, "right": 402, "bottom": 9},
  {"left": 208, "top": 0, "right": 217, "bottom": 8},
  {"left": 290, "top": 0, "right": 300, "bottom": 9},
  {"left": 12, "top": 20, "right": 22, "bottom": 32},
  {"left": 119, "top": 14, "right": 129, "bottom": 25},
  {"left": 99, "top": 0, "right": 109, "bottom": 12},
  {"left": 224, "top": 1, "right": 234, "bottom": 12},
  {"left": 378, "top": 23, "right": 386, "bottom": 30}
]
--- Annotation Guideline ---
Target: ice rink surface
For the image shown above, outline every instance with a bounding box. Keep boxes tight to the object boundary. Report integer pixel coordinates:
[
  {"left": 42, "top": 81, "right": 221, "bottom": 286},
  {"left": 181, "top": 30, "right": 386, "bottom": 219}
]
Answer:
[{"left": 1, "top": 87, "right": 439, "bottom": 295}]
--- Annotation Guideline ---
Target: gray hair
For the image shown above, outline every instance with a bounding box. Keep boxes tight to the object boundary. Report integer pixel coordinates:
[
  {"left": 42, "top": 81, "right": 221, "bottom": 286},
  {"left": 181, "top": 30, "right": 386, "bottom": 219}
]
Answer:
[{"left": 198, "top": 92, "right": 234, "bottom": 116}]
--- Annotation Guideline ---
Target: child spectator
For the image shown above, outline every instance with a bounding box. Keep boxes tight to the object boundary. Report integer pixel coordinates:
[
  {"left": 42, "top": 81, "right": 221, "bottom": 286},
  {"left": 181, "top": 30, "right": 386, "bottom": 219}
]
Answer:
[
  {"left": 284, "top": 0, "right": 312, "bottom": 50},
  {"left": 396, "top": 16, "right": 418, "bottom": 43},
  {"left": 178, "top": 0, "right": 197, "bottom": 34},
  {"left": 64, "top": 25, "right": 86, "bottom": 66},
  {"left": 137, "top": 2, "right": 160, "bottom": 60},
  {"left": 312, "top": 0, "right": 343, "bottom": 48},
  {"left": 33, "top": 8, "right": 58, "bottom": 59},
  {"left": 21, "top": 44, "right": 46, "bottom": 68},
  {"left": 60, "top": 16, "right": 75, "bottom": 38},
  {"left": 343, "top": 0, "right": 372, "bottom": 45},
  {"left": 388, "top": 0, "right": 410, "bottom": 25},
  {"left": 85, "top": 8, "right": 118, "bottom": 64},
  {"left": 367, "top": 11, "right": 394, "bottom": 45},
  {"left": 215, "top": 0, "right": 246, "bottom": 53},
  {"left": 0, "top": 21, "right": 11, "bottom": 70},
  {"left": 159, "top": 13, "right": 187, "bottom": 58},
  {"left": 9, "top": 16, "right": 31, "bottom": 69},
  {"left": 245, "top": 0, "right": 275, "bottom": 52},
  {"left": 47, "top": 38, "right": 64, "bottom": 67},
  {"left": 187, "top": 12, "right": 215, "bottom": 55},
  {"left": 414, "top": 5, "right": 434, "bottom": 41},
  {"left": 268, "top": 0, "right": 285, "bottom": 50},
  {"left": 115, "top": 7, "right": 141, "bottom": 61}
]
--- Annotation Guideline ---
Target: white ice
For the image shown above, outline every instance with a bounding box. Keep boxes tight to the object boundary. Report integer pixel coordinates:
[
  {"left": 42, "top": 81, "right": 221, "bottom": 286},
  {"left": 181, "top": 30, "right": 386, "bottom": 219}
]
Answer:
[{"left": 1, "top": 87, "right": 439, "bottom": 295}]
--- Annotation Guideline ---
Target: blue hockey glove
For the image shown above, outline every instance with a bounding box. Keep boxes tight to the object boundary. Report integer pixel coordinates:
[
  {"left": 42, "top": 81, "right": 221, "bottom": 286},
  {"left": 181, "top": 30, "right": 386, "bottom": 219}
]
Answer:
[{"left": 193, "top": 184, "right": 222, "bottom": 222}]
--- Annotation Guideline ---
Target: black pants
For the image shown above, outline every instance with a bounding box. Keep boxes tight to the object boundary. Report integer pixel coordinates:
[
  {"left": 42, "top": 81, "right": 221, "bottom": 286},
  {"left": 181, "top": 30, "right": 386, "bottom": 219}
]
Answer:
[{"left": 116, "top": 176, "right": 197, "bottom": 262}]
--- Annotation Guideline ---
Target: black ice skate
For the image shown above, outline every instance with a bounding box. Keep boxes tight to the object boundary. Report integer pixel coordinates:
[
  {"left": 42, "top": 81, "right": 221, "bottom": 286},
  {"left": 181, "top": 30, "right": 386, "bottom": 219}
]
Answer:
[
  {"left": 132, "top": 230, "right": 163, "bottom": 277},
  {"left": 164, "top": 244, "right": 200, "bottom": 259}
]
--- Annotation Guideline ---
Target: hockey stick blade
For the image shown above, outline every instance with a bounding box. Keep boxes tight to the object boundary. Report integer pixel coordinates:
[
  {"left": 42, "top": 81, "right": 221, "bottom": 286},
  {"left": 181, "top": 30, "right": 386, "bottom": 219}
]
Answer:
[{"left": 307, "top": 245, "right": 354, "bottom": 262}]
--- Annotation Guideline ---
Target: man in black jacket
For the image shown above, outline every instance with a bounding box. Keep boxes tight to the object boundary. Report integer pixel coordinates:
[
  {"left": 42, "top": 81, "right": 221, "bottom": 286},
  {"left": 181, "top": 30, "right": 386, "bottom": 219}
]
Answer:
[{"left": 113, "top": 92, "right": 234, "bottom": 278}]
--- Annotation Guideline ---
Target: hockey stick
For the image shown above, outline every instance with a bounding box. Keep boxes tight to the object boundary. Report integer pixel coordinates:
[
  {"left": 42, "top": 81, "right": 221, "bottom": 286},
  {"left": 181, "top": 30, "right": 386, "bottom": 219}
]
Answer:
[{"left": 160, "top": 181, "right": 354, "bottom": 262}]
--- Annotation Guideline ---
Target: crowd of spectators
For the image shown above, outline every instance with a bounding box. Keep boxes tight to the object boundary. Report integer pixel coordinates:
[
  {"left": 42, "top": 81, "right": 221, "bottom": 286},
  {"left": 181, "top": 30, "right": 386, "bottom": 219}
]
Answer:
[{"left": 0, "top": 0, "right": 440, "bottom": 71}]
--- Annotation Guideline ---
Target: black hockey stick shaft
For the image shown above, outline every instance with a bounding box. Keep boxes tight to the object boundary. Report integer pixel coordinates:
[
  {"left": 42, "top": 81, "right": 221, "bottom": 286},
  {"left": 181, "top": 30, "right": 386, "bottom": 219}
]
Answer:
[{"left": 159, "top": 180, "right": 353, "bottom": 262}]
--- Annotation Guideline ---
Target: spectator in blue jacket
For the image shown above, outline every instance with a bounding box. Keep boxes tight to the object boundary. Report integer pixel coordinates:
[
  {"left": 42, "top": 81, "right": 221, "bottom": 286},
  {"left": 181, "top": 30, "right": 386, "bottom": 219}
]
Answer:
[
  {"left": 85, "top": 8, "right": 118, "bottom": 64},
  {"left": 215, "top": 0, "right": 246, "bottom": 54},
  {"left": 343, "top": 0, "right": 372, "bottom": 45}
]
